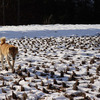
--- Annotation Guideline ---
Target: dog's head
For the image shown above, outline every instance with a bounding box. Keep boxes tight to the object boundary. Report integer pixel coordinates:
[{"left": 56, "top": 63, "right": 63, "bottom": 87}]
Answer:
[{"left": 8, "top": 46, "right": 18, "bottom": 60}]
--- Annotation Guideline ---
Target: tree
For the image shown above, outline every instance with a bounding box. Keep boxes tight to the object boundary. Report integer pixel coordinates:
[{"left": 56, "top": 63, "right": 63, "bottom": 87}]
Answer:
[
  {"left": 0, "top": 0, "right": 98, "bottom": 25},
  {"left": 94, "top": 0, "right": 100, "bottom": 23}
]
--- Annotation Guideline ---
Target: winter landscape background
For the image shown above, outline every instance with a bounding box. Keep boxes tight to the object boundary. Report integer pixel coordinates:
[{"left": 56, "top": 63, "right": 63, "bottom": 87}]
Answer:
[{"left": 0, "top": 0, "right": 100, "bottom": 100}]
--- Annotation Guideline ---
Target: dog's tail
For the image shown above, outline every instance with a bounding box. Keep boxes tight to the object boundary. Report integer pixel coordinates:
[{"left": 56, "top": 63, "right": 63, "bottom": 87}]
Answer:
[{"left": 0, "top": 37, "right": 6, "bottom": 45}]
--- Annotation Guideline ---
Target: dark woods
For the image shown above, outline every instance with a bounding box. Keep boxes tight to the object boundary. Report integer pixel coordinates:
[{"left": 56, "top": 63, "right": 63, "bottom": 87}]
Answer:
[{"left": 0, "top": 0, "right": 99, "bottom": 25}]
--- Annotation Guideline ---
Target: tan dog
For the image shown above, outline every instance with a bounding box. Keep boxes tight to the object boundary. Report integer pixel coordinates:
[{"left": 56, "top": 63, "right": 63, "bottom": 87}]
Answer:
[{"left": 0, "top": 37, "right": 18, "bottom": 70}]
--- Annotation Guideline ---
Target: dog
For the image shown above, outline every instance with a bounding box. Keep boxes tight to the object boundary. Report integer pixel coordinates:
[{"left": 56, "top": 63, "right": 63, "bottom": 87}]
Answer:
[{"left": 0, "top": 37, "right": 18, "bottom": 70}]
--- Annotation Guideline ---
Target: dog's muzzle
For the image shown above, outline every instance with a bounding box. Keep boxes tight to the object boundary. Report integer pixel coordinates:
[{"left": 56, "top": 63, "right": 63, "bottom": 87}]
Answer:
[{"left": 13, "top": 58, "right": 15, "bottom": 60}]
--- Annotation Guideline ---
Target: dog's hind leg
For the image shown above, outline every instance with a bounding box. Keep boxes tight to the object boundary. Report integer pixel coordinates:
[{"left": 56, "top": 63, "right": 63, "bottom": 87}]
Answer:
[{"left": 1, "top": 55, "right": 4, "bottom": 69}]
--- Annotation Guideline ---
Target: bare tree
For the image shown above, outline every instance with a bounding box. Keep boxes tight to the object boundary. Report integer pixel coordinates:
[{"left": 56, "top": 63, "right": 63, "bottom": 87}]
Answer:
[
  {"left": 2, "top": 0, "right": 5, "bottom": 25},
  {"left": 17, "top": 0, "right": 20, "bottom": 24},
  {"left": 2, "top": 0, "right": 9, "bottom": 25}
]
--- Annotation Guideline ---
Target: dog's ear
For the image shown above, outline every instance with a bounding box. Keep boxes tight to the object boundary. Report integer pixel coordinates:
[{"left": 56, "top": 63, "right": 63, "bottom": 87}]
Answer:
[{"left": 9, "top": 47, "right": 12, "bottom": 51}]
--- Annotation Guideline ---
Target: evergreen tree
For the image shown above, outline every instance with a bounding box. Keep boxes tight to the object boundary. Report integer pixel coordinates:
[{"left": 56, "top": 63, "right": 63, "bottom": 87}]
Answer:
[
  {"left": 0, "top": 0, "right": 99, "bottom": 25},
  {"left": 94, "top": 0, "right": 100, "bottom": 23}
]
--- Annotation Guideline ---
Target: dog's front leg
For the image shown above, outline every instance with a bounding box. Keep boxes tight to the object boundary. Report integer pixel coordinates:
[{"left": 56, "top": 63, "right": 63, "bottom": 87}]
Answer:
[
  {"left": 6, "top": 56, "right": 12, "bottom": 69},
  {"left": 12, "top": 60, "right": 15, "bottom": 70}
]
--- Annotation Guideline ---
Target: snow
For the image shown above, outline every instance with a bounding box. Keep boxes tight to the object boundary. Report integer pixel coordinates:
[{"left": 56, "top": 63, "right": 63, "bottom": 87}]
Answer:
[
  {"left": 0, "top": 24, "right": 100, "bottom": 100},
  {"left": 0, "top": 24, "right": 100, "bottom": 38}
]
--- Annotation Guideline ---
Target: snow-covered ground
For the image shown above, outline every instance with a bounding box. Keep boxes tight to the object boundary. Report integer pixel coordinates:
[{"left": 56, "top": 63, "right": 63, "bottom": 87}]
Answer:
[
  {"left": 0, "top": 24, "right": 100, "bottom": 100},
  {"left": 0, "top": 24, "right": 100, "bottom": 38}
]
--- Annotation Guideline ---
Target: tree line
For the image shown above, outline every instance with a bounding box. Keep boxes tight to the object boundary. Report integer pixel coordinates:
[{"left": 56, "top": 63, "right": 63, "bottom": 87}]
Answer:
[{"left": 0, "top": 0, "right": 100, "bottom": 25}]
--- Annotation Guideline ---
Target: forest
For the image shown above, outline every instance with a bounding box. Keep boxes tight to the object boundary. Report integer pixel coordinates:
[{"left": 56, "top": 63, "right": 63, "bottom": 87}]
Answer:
[{"left": 0, "top": 0, "right": 100, "bottom": 25}]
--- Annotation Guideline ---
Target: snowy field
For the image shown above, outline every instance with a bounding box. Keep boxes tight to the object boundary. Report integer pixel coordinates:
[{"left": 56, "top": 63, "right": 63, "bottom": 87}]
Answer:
[
  {"left": 0, "top": 24, "right": 100, "bottom": 38},
  {"left": 0, "top": 24, "right": 100, "bottom": 100}
]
